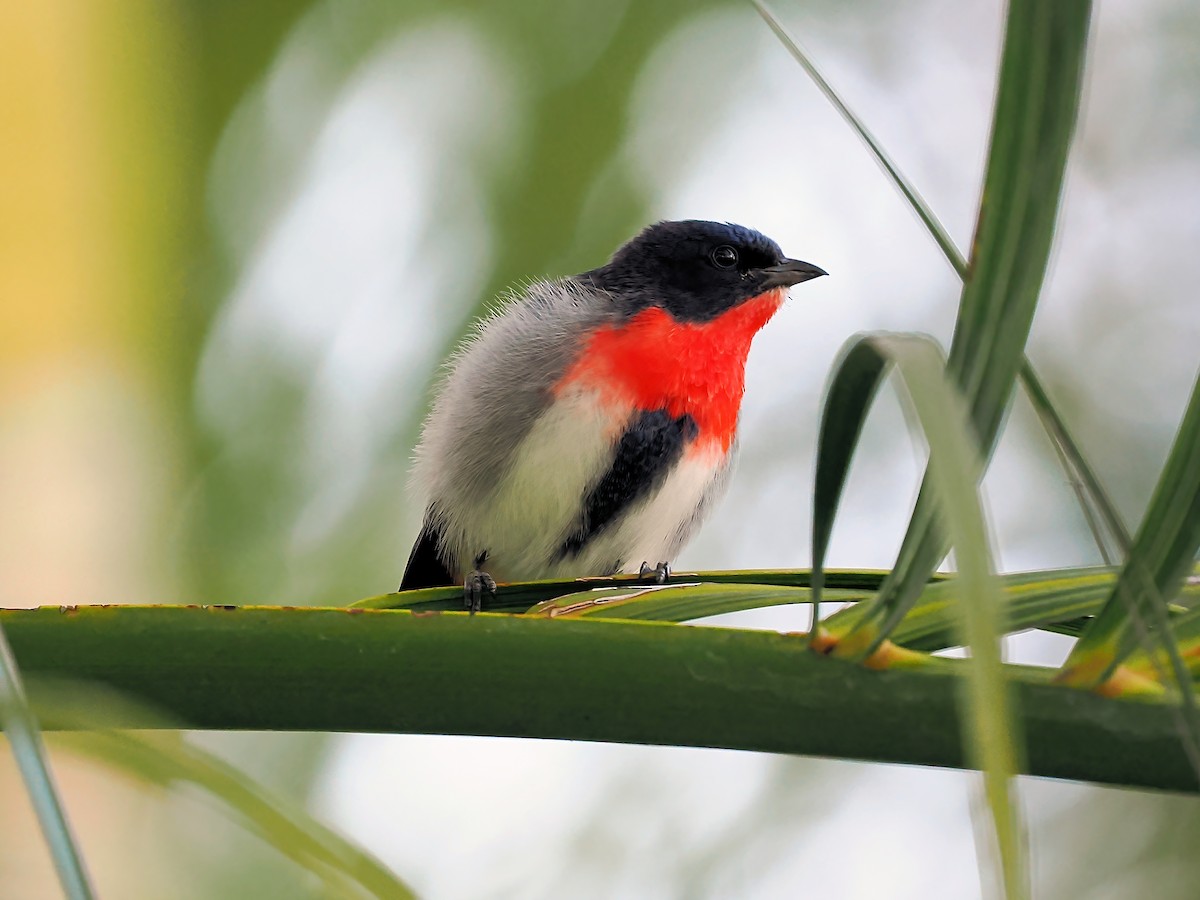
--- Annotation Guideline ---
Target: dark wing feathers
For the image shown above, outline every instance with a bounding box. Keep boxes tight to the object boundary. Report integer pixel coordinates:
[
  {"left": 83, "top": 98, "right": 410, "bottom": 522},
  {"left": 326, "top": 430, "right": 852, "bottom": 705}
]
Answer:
[{"left": 399, "top": 522, "right": 456, "bottom": 590}]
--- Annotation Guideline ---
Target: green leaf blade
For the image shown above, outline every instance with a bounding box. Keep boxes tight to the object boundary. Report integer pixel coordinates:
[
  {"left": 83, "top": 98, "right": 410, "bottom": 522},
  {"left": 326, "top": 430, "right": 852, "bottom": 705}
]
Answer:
[
  {"left": 751, "top": 0, "right": 968, "bottom": 278},
  {"left": 811, "top": 332, "right": 1027, "bottom": 896},
  {"left": 3, "top": 604, "right": 1196, "bottom": 793},
  {"left": 824, "top": 0, "right": 1093, "bottom": 660},
  {"left": 1064, "top": 374, "right": 1200, "bottom": 708},
  {"left": 52, "top": 727, "right": 414, "bottom": 900},
  {"left": 0, "top": 623, "right": 95, "bottom": 900},
  {"left": 755, "top": 3, "right": 1125, "bottom": 582}
]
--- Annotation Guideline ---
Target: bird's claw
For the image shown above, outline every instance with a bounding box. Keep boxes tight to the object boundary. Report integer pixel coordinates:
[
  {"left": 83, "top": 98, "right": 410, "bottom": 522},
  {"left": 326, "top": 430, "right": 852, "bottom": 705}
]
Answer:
[
  {"left": 464, "top": 552, "right": 496, "bottom": 614},
  {"left": 639, "top": 561, "right": 671, "bottom": 585}
]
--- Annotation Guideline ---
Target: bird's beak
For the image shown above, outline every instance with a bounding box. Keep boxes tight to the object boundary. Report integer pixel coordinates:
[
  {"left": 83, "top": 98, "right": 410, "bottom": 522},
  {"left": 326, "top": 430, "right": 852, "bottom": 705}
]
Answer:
[{"left": 760, "top": 258, "right": 828, "bottom": 289}]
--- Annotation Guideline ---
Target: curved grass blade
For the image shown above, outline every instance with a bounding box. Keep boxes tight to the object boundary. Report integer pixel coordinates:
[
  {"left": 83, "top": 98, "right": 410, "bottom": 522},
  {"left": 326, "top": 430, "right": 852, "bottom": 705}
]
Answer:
[
  {"left": 812, "top": 333, "right": 1026, "bottom": 898},
  {"left": 0, "top": 624, "right": 95, "bottom": 900},
  {"left": 1063, "top": 373, "right": 1200, "bottom": 680},
  {"left": 808, "top": 335, "right": 891, "bottom": 643},
  {"left": 353, "top": 569, "right": 898, "bottom": 614},
  {"left": 27, "top": 681, "right": 413, "bottom": 899},
  {"left": 816, "top": 1, "right": 1092, "bottom": 663},
  {"left": 754, "top": 1, "right": 1126, "bottom": 587},
  {"left": 1057, "top": 374, "right": 1200, "bottom": 782},
  {"left": 51, "top": 727, "right": 413, "bottom": 900}
]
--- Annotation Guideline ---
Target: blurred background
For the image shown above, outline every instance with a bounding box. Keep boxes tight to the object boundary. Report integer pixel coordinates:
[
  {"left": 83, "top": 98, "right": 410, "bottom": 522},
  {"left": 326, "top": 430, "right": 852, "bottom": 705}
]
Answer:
[{"left": 2, "top": 0, "right": 1198, "bottom": 896}]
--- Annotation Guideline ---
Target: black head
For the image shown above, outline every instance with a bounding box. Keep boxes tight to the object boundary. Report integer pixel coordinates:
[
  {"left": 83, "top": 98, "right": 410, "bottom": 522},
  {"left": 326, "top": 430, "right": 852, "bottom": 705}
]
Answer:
[{"left": 582, "top": 220, "right": 826, "bottom": 322}]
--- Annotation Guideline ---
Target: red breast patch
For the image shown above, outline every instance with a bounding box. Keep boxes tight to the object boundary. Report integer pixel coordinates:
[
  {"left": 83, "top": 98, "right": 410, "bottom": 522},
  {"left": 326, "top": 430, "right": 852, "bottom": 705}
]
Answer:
[{"left": 553, "top": 290, "right": 785, "bottom": 453}]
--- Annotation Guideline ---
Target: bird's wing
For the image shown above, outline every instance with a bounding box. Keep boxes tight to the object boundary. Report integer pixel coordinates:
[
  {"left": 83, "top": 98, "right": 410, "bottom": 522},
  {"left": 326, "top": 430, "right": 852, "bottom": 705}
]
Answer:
[{"left": 399, "top": 523, "right": 456, "bottom": 589}]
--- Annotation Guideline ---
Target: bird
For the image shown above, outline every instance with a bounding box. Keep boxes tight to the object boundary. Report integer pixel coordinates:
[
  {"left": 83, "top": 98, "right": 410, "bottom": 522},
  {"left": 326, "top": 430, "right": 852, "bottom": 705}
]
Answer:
[{"left": 400, "top": 219, "right": 826, "bottom": 611}]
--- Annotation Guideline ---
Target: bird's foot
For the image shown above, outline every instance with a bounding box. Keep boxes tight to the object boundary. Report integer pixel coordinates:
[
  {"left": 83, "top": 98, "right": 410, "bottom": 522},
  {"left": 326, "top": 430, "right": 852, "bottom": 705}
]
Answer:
[
  {"left": 464, "top": 552, "right": 496, "bottom": 614},
  {"left": 639, "top": 561, "right": 671, "bottom": 585}
]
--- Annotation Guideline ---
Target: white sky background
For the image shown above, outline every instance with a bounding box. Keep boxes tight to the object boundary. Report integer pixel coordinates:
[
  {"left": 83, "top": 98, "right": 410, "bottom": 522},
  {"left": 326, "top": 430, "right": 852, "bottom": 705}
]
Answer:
[{"left": 201, "top": 0, "right": 1200, "bottom": 896}]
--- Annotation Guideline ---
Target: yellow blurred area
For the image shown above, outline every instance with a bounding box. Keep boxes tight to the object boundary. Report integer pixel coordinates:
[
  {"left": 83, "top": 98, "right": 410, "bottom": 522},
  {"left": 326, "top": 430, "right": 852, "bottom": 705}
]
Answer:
[
  {"left": 1, "top": 6, "right": 185, "bottom": 892},
  {"left": 1, "top": 2, "right": 185, "bottom": 367},
  {"left": 0, "top": 1, "right": 184, "bottom": 609}
]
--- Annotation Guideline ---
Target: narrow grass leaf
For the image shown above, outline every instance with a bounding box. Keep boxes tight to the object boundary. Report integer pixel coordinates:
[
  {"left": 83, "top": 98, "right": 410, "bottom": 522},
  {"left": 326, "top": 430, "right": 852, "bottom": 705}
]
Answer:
[
  {"left": 813, "top": 332, "right": 1026, "bottom": 897},
  {"left": 355, "top": 569, "right": 898, "bottom": 614},
  {"left": 526, "top": 566, "right": 1188, "bottom": 650},
  {"left": 1017, "top": 364, "right": 1132, "bottom": 561},
  {"left": 755, "top": 0, "right": 1123, "bottom": 571},
  {"left": 1064, "top": 373, "right": 1200, "bottom": 675},
  {"left": 51, "top": 727, "right": 413, "bottom": 900},
  {"left": 817, "top": 1, "right": 1093, "bottom": 660},
  {"left": 0, "top": 624, "right": 95, "bottom": 900},
  {"left": 1059, "top": 374, "right": 1200, "bottom": 782},
  {"left": 484, "top": 565, "right": 1193, "bottom": 656},
  {"left": 808, "top": 336, "right": 891, "bottom": 645},
  {"left": 751, "top": 0, "right": 967, "bottom": 276}
]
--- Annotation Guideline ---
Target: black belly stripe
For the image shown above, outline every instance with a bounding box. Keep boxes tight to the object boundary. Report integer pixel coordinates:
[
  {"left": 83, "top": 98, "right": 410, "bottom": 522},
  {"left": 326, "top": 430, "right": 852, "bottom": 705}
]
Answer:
[{"left": 558, "top": 408, "right": 698, "bottom": 559}]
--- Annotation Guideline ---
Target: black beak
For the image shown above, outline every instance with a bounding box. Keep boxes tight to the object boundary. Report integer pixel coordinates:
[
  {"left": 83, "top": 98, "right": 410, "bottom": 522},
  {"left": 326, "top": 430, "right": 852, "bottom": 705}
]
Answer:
[{"left": 760, "top": 258, "right": 828, "bottom": 289}]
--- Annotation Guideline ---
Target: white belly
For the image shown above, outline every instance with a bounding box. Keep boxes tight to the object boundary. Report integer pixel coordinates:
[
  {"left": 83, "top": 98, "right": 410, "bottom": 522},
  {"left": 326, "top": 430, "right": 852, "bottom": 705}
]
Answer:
[{"left": 451, "top": 388, "right": 727, "bottom": 582}]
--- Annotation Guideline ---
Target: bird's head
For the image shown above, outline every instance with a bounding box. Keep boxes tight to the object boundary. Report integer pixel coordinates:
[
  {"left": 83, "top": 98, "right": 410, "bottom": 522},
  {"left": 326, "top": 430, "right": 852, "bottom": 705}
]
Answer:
[{"left": 583, "top": 220, "right": 826, "bottom": 322}]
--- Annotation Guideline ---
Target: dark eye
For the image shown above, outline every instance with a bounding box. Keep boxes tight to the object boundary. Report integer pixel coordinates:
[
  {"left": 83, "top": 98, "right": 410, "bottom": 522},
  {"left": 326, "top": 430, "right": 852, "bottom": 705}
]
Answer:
[{"left": 710, "top": 244, "right": 739, "bottom": 269}]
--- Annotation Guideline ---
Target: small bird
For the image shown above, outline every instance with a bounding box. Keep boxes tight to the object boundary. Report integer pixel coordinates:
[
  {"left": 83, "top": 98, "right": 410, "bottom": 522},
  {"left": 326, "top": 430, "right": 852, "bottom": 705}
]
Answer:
[{"left": 401, "top": 220, "right": 826, "bottom": 610}]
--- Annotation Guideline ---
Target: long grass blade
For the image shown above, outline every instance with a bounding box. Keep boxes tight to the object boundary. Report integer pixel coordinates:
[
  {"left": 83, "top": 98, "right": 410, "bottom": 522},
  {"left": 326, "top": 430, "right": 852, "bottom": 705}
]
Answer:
[
  {"left": 807, "top": 330, "right": 891, "bottom": 645},
  {"left": 812, "top": 333, "right": 1026, "bottom": 897},
  {"left": 0, "top": 624, "right": 95, "bottom": 900},
  {"left": 51, "top": 728, "right": 414, "bottom": 900},
  {"left": 751, "top": 0, "right": 967, "bottom": 277},
  {"left": 1063, "top": 372, "right": 1200, "bottom": 677},
  {"left": 753, "top": 2, "right": 1124, "bottom": 580},
  {"left": 354, "top": 569, "right": 899, "bottom": 614},
  {"left": 1018, "top": 363, "right": 1131, "bottom": 561},
  {"left": 813, "top": 0, "right": 1093, "bottom": 660},
  {"left": 504, "top": 567, "right": 1195, "bottom": 666},
  {"left": 1058, "top": 374, "right": 1200, "bottom": 782}
]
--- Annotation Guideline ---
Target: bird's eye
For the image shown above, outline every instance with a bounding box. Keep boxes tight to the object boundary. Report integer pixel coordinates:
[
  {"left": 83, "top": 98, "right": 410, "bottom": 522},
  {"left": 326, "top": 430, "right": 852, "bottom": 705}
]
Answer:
[{"left": 710, "top": 245, "right": 739, "bottom": 269}]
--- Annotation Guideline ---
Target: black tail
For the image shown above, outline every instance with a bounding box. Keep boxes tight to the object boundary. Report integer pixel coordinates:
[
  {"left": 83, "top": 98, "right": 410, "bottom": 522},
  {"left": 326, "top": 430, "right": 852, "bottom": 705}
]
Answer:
[{"left": 400, "top": 524, "right": 456, "bottom": 590}]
